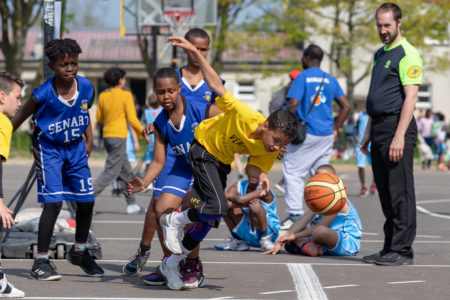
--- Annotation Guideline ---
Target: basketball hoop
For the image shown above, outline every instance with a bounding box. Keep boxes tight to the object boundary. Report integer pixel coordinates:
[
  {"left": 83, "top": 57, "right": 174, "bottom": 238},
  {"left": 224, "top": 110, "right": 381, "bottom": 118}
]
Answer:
[{"left": 163, "top": 8, "right": 196, "bottom": 34}]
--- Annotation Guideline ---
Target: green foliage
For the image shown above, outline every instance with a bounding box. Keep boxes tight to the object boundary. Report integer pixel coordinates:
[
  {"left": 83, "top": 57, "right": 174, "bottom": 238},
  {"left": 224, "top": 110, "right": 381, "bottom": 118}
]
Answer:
[{"left": 10, "top": 131, "right": 32, "bottom": 158}]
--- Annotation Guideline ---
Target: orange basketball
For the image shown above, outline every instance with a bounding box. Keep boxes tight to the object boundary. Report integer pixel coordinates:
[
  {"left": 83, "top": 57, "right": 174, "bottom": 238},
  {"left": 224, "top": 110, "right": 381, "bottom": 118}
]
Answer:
[{"left": 304, "top": 173, "right": 347, "bottom": 216}]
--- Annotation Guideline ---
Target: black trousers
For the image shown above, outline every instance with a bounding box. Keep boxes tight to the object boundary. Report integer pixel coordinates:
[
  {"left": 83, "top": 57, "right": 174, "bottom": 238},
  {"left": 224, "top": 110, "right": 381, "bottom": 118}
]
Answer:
[{"left": 370, "top": 115, "right": 417, "bottom": 257}]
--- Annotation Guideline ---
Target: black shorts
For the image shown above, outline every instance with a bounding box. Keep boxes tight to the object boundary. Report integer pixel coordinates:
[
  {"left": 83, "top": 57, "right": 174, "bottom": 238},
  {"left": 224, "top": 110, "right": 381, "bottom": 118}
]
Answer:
[{"left": 189, "top": 140, "right": 231, "bottom": 217}]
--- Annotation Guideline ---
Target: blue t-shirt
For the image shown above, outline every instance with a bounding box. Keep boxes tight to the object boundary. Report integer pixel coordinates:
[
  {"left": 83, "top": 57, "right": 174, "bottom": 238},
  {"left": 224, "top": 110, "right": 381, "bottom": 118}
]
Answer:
[
  {"left": 33, "top": 75, "right": 94, "bottom": 144},
  {"left": 154, "top": 95, "right": 209, "bottom": 161},
  {"left": 287, "top": 67, "right": 345, "bottom": 136},
  {"left": 176, "top": 68, "right": 221, "bottom": 103},
  {"left": 316, "top": 199, "right": 362, "bottom": 239}
]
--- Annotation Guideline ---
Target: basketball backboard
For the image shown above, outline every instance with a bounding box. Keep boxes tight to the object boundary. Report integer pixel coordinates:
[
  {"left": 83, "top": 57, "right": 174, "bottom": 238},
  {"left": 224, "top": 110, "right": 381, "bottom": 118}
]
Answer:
[{"left": 121, "top": 0, "right": 217, "bottom": 36}]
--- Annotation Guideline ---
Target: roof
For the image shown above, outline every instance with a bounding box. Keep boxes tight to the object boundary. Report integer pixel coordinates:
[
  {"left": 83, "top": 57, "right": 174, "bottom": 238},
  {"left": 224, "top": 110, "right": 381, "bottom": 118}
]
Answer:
[{"left": 0, "top": 30, "right": 302, "bottom": 63}]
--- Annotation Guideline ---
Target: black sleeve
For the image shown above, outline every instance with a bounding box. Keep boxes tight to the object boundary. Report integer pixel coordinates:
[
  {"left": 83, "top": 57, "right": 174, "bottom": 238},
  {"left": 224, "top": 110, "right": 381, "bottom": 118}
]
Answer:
[
  {"left": 205, "top": 101, "right": 212, "bottom": 119},
  {"left": 0, "top": 159, "right": 3, "bottom": 198}
]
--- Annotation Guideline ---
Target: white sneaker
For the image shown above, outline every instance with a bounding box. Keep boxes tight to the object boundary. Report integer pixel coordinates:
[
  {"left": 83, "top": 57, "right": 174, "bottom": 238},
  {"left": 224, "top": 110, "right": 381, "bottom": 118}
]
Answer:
[
  {"left": 280, "top": 214, "right": 302, "bottom": 230},
  {"left": 275, "top": 183, "right": 285, "bottom": 194},
  {"left": 157, "top": 258, "right": 184, "bottom": 290},
  {"left": 0, "top": 276, "right": 25, "bottom": 298},
  {"left": 214, "top": 237, "right": 250, "bottom": 251},
  {"left": 126, "top": 204, "right": 146, "bottom": 215},
  {"left": 259, "top": 234, "right": 275, "bottom": 252},
  {"left": 160, "top": 212, "right": 183, "bottom": 255},
  {"left": 143, "top": 182, "right": 153, "bottom": 193}
]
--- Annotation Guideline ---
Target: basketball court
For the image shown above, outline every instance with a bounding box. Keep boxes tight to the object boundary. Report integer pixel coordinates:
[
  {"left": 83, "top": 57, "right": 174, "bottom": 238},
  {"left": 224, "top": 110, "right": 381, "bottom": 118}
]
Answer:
[{"left": 3, "top": 160, "right": 450, "bottom": 299}]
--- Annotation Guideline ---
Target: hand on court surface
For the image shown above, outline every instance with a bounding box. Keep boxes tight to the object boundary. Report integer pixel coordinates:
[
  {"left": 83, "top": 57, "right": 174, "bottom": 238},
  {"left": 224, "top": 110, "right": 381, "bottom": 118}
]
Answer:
[
  {"left": 126, "top": 177, "right": 145, "bottom": 195},
  {"left": 0, "top": 199, "right": 14, "bottom": 229},
  {"left": 389, "top": 134, "right": 404, "bottom": 162},
  {"left": 167, "top": 36, "right": 197, "bottom": 53},
  {"left": 263, "top": 242, "right": 282, "bottom": 255}
]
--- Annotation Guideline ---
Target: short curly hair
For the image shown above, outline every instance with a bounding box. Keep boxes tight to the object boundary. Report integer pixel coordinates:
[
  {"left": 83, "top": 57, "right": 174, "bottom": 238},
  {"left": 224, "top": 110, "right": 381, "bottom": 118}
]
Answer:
[
  {"left": 103, "top": 67, "right": 126, "bottom": 87},
  {"left": 267, "top": 110, "right": 298, "bottom": 139}
]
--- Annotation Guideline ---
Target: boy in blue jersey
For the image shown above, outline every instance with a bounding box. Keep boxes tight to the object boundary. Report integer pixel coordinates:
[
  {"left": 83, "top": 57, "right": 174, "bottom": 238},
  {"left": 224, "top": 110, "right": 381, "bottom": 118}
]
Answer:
[
  {"left": 122, "top": 28, "right": 220, "bottom": 287},
  {"left": 265, "top": 165, "right": 362, "bottom": 257},
  {"left": 12, "top": 39, "right": 103, "bottom": 280},
  {"left": 126, "top": 68, "right": 219, "bottom": 288},
  {"left": 215, "top": 169, "right": 280, "bottom": 252}
]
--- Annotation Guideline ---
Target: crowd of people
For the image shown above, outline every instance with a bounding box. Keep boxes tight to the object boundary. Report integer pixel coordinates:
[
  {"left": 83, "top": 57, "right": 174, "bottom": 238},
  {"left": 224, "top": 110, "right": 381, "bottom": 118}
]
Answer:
[{"left": 0, "top": 2, "right": 426, "bottom": 297}]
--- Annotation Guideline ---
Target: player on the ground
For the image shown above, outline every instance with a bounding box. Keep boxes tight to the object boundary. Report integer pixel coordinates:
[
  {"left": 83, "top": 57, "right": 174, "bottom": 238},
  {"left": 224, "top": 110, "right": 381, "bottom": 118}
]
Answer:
[
  {"left": 155, "top": 36, "right": 298, "bottom": 290},
  {"left": 0, "top": 72, "right": 26, "bottom": 297},
  {"left": 265, "top": 165, "right": 362, "bottom": 257},
  {"left": 215, "top": 167, "right": 280, "bottom": 252},
  {"left": 12, "top": 39, "right": 104, "bottom": 281}
]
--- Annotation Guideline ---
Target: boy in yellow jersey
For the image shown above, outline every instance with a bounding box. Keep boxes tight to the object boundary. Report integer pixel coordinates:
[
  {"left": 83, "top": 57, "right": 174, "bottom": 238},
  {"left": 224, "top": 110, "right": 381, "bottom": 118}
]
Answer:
[
  {"left": 94, "top": 67, "right": 145, "bottom": 214},
  {"left": 155, "top": 36, "right": 299, "bottom": 290},
  {"left": 0, "top": 72, "right": 25, "bottom": 297}
]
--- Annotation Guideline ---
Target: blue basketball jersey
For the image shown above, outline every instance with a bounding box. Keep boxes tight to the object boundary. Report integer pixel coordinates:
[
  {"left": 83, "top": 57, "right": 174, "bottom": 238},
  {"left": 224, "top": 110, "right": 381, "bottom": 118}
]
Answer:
[
  {"left": 176, "top": 68, "right": 221, "bottom": 102},
  {"left": 154, "top": 95, "right": 209, "bottom": 160},
  {"left": 33, "top": 75, "right": 94, "bottom": 144}
]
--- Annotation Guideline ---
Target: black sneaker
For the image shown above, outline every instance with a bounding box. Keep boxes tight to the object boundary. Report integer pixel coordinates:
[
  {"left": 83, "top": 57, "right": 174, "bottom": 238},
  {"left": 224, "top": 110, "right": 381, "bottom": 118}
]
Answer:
[
  {"left": 123, "top": 247, "right": 150, "bottom": 276},
  {"left": 374, "top": 252, "right": 413, "bottom": 266},
  {"left": 31, "top": 258, "right": 62, "bottom": 281},
  {"left": 362, "top": 250, "right": 387, "bottom": 264},
  {"left": 67, "top": 246, "right": 104, "bottom": 277}
]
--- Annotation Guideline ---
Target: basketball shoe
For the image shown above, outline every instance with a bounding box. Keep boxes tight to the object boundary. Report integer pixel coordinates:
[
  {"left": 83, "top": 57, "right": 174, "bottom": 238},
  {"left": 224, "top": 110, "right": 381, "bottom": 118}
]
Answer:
[
  {"left": 214, "top": 237, "right": 250, "bottom": 251},
  {"left": 66, "top": 246, "right": 104, "bottom": 277},
  {"left": 280, "top": 214, "right": 302, "bottom": 230},
  {"left": 0, "top": 275, "right": 25, "bottom": 298},
  {"left": 31, "top": 258, "right": 62, "bottom": 281},
  {"left": 360, "top": 186, "right": 369, "bottom": 196},
  {"left": 123, "top": 247, "right": 150, "bottom": 276},
  {"left": 160, "top": 212, "right": 184, "bottom": 255},
  {"left": 179, "top": 258, "right": 204, "bottom": 289},
  {"left": 141, "top": 272, "right": 166, "bottom": 286},
  {"left": 259, "top": 234, "right": 275, "bottom": 252},
  {"left": 156, "top": 257, "right": 184, "bottom": 290}
]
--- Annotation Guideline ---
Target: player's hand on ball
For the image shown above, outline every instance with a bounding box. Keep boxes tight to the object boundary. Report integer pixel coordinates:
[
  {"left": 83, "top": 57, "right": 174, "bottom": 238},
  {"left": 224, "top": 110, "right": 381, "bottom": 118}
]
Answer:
[{"left": 126, "top": 177, "right": 145, "bottom": 195}]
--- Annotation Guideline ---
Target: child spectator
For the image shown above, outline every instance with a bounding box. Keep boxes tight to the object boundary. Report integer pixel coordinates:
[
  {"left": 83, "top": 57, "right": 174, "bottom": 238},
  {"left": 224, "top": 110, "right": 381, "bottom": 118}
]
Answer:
[
  {"left": 12, "top": 39, "right": 103, "bottom": 280},
  {"left": 265, "top": 164, "right": 362, "bottom": 257},
  {"left": 94, "top": 67, "right": 145, "bottom": 214},
  {"left": 215, "top": 168, "right": 280, "bottom": 252},
  {"left": 0, "top": 72, "right": 26, "bottom": 297},
  {"left": 141, "top": 93, "right": 162, "bottom": 170}
]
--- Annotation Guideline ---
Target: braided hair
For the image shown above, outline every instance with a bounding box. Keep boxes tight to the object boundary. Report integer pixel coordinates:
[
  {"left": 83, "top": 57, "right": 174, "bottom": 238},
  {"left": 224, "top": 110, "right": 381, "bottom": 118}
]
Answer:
[{"left": 44, "top": 38, "right": 82, "bottom": 62}]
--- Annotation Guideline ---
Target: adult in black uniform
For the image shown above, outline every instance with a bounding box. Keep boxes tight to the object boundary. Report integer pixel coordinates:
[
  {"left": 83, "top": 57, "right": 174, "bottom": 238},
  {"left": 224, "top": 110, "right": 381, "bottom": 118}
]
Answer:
[{"left": 360, "top": 2, "right": 423, "bottom": 266}]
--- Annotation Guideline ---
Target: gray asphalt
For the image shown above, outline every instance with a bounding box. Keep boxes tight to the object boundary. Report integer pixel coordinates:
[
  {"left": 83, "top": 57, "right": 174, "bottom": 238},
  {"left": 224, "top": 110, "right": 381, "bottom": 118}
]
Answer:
[{"left": 3, "top": 159, "right": 450, "bottom": 300}]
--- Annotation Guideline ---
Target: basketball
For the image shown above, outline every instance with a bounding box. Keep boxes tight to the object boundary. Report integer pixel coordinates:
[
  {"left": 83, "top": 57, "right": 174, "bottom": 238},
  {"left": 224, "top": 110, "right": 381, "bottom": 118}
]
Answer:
[{"left": 304, "top": 173, "right": 347, "bottom": 216}]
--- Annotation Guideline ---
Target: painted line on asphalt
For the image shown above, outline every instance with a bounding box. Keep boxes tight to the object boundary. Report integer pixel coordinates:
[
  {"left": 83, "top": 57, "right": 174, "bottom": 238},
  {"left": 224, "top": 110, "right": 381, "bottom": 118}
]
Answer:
[
  {"left": 417, "top": 205, "right": 450, "bottom": 220},
  {"left": 387, "top": 280, "right": 426, "bottom": 285},
  {"left": 260, "top": 290, "right": 294, "bottom": 295},
  {"left": 416, "top": 199, "right": 450, "bottom": 204},
  {"left": 323, "top": 284, "right": 359, "bottom": 289},
  {"left": 287, "top": 264, "right": 327, "bottom": 300},
  {"left": 24, "top": 298, "right": 241, "bottom": 300}
]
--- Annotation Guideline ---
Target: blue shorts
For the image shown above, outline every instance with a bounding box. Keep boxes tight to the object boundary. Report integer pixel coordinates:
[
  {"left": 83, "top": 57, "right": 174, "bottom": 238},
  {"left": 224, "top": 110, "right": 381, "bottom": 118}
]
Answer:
[
  {"left": 355, "top": 145, "right": 371, "bottom": 168},
  {"left": 233, "top": 206, "right": 279, "bottom": 248},
  {"left": 34, "top": 135, "right": 94, "bottom": 203},
  {"left": 324, "top": 232, "right": 360, "bottom": 256},
  {"left": 153, "top": 153, "right": 193, "bottom": 198}
]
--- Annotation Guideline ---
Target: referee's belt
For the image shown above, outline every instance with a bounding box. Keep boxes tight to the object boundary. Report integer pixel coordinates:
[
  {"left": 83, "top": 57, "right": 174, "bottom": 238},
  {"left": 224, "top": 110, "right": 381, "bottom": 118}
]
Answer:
[{"left": 371, "top": 113, "right": 400, "bottom": 122}]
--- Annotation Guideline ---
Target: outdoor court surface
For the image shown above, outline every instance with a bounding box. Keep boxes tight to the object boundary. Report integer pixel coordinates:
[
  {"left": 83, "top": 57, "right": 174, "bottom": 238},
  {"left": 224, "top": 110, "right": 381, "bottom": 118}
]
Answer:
[{"left": 3, "top": 160, "right": 450, "bottom": 300}]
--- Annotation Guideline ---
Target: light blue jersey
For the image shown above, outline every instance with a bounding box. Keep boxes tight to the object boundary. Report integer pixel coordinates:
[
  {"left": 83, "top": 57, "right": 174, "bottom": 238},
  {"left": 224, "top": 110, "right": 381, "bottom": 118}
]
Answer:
[
  {"left": 316, "top": 199, "right": 362, "bottom": 256},
  {"left": 232, "top": 180, "right": 280, "bottom": 248}
]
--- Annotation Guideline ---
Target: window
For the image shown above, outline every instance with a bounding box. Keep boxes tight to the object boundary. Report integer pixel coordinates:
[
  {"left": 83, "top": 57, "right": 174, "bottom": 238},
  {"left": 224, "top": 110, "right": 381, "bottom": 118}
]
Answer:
[
  {"left": 416, "top": 84, "right": 432, "bottom": 109},
  {"left": 236, "top": 81, "right": 255, "bottom": 101}
]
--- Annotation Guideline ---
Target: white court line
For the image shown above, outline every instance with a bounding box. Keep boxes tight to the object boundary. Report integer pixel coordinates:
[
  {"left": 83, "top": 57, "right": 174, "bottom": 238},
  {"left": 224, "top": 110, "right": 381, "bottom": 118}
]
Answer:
[
  {"left": 287, "top": 264, "right": 327, "bottom": 300},
  {"left": 323, "top": 284, "right": 359, "bottom": 289},
  {"left": 416, "top": 234, "right": 441, "bottom": 239},
  {"left": 417, "top": 205, "right": 450, "bottom": 220},
  {"left": 260, "top": 290, "right": 294, "bottom": 295},
  {"left": 92, "top": 220, "right": 143, "bottom": 224},
  {"left": 24, "top": 298, "right": 210, "bottom": 300},
  {"left": 417, "top": 199, "right": 450, "bottom": 204},
  {"left": 387, "top": 280, "right": 426, "bottom": 285}
]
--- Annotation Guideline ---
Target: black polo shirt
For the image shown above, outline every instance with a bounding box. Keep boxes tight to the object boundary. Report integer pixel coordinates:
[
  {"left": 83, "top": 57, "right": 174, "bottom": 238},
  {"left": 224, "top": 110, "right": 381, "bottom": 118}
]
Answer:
[{"left": 366, "top": 38, "right": 423, "bottom": 117}]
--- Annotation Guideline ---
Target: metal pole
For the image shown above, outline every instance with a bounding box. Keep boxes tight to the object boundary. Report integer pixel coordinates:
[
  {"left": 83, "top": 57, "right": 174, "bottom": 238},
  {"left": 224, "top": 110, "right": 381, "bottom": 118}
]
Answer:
[
  {"left": 43, "top": 0, "right": 55, "bottom": 81},
  {"left": 152, "top": 26, "right": 159, "bottom": 75}
]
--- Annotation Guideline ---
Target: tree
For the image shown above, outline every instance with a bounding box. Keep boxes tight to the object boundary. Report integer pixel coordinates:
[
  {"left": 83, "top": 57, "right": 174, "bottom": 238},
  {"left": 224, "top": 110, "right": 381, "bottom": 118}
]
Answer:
[
  {"left": 0, "top": 0, "right": 43, "bottom": 76},
  {"left": 242, "top": 0, "right": 450, "bottom": 106}
]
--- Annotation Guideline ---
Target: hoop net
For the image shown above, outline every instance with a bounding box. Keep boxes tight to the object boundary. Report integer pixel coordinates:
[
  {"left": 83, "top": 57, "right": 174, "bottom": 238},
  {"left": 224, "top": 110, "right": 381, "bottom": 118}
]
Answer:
[{"left": 163, "top": 8, "right": 196, "bottom": 35}]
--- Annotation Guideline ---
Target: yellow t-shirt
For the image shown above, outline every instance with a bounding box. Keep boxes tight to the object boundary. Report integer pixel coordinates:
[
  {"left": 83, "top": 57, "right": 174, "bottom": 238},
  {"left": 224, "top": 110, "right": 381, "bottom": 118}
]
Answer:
[
  {"left": 96, "top": 88, "right": 143, "bottom": 139},
  {"left": 194, "top": 91, "right": 279, "bottom": 173},
  {"left": 0, "top": 113, "right": 12, "bottom": 162}
]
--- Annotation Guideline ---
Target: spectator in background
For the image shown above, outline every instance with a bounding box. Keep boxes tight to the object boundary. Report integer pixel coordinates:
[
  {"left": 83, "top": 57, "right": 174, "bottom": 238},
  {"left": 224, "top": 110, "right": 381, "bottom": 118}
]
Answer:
[
  {"left": 417, "top": 109, "right": 434, "bottom": 169},
  {"left": 355, "top": 110, "right": 376, "bottom": 196},
  {"left": 94, "top": 67, "right": 146, "bottom": 215},
  {"left": 434, "top": 113, "right": 447, "bottom": 170}
]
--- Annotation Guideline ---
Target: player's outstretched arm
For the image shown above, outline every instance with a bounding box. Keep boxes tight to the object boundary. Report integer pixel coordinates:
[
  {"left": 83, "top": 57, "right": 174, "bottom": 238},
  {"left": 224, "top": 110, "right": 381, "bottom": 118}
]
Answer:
[
  {"left": 228, "top": 188, "right": 264, "bottom": 206},
  {"left": 11, "top": 96, "right": 36, "bottom": 131},
  {"left": 168, "top": 36, "right": 227, "bottom": 97},
  {"left": 126, "top": 131, "right": 166, "bottom": 194}
]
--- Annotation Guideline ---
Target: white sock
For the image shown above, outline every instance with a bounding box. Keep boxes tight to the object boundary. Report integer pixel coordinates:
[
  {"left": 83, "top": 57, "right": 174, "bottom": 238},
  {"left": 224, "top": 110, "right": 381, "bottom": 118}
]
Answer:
[
  {"left": 172, "top": 209, "right": 191, "bottom": 226},
  {"left": 166, "top": 253, "right": 186, "bottom": 266}
]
